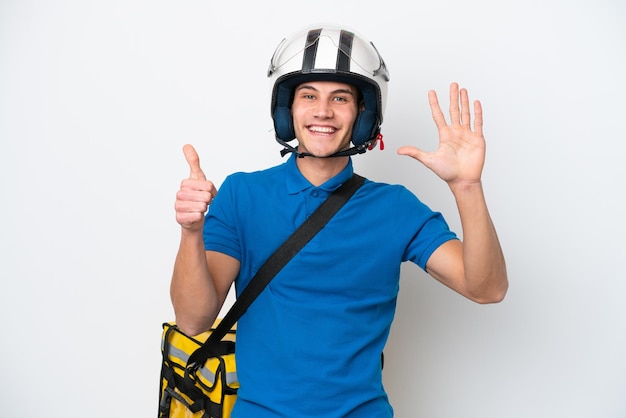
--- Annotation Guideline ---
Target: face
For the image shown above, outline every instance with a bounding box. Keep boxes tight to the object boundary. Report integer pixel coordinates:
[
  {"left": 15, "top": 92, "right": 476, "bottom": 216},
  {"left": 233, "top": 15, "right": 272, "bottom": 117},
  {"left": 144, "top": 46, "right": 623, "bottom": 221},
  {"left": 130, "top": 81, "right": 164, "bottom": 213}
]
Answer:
[{"left": 291, "top": 81, "right": 360, "bottom": 158}]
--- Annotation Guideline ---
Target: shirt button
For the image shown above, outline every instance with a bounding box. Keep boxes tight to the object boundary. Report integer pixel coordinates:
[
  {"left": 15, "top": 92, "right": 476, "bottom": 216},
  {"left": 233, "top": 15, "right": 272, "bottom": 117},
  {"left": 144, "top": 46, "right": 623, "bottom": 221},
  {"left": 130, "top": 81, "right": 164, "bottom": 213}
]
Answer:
[{"left": 311, "top": 190, "right": 319, "bottom": 197}]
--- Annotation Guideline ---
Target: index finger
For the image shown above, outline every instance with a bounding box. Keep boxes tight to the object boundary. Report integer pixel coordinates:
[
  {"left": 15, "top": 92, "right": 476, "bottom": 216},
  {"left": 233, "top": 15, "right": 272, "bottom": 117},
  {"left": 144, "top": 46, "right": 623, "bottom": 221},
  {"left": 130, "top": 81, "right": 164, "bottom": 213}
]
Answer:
[
  {"left": 428, "top": 90, "right": 447, "bottom": 130},
  {"left": 183, "top": 144, "right": 206, "bottom": 180}
]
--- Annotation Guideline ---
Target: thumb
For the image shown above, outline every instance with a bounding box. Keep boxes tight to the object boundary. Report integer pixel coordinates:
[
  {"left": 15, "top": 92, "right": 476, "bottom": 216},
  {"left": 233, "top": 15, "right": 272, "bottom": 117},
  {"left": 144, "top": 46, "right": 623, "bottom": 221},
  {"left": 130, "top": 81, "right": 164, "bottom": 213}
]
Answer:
[
  {"left": 183, "top": 144, "right": 206, "bottom": 180},
  {"left": 397, "top": 145, "right": 427, "bottom": 162},
  {"left": 397, "top": 146, "right": 434, "bottom": 170}
]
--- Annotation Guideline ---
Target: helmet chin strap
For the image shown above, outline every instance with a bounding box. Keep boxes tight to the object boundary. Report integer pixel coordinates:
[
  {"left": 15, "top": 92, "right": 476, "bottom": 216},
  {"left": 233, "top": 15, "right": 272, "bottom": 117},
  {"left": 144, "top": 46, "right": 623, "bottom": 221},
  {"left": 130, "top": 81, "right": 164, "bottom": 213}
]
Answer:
[{"left": 276, "top": 135, "right": 381, "bottom": 159}]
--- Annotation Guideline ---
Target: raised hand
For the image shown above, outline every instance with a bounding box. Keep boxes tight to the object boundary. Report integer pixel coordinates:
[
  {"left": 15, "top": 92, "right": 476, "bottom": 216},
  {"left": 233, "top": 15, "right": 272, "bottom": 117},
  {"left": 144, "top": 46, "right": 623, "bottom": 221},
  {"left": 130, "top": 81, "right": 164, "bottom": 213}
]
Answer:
[
  {"left": 175, "top": 144, "right": 218, "bottom": 231},
  {"left": 397, "top": 82, "right": 486, "bottom": 187}
]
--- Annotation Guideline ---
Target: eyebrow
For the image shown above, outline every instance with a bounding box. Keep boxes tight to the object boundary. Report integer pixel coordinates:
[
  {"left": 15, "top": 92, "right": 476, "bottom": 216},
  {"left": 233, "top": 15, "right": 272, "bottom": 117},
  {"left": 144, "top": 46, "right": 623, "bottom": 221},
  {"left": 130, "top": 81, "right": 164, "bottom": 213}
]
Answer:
[{"left": 295, "top": 84, "right": 356, "bottom": 97}]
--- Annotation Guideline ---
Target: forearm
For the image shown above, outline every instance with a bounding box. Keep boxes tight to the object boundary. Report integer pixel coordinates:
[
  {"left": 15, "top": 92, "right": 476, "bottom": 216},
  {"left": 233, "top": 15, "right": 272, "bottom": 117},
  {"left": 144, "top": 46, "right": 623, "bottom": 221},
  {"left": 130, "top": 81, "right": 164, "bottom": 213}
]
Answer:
[
  {"left": 170, "top": 229, "right": 220, "bottom": 336},
  {"left": 451, "top": 181, "right": 508, "bottom": 302}
]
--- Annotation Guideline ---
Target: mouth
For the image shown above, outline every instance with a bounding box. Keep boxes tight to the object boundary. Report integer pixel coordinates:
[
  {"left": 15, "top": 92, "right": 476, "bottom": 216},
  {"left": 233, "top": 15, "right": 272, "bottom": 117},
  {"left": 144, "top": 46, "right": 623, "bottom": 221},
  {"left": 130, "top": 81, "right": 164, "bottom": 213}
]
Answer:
[{"left": 308, "top": 125, "right": 337, "bottom": 136}]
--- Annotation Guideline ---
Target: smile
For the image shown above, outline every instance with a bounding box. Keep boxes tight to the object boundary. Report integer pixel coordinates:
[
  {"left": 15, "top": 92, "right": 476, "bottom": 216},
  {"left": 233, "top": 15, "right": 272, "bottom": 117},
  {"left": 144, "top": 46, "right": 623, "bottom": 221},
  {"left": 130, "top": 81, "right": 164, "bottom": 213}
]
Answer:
[{"left": 308, "top": 126, "right": 337, "bottom": 134}]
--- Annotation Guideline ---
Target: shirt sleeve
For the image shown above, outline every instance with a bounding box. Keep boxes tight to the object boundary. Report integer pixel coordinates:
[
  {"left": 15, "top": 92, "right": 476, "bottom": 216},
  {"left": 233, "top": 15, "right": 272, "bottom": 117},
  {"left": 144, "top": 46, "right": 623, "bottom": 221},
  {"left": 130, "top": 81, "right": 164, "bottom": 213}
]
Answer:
[
  {"left": 203, "top": 175, "right": 242, "bottom": 261},
  {"left": 398, "top": 187, "right": 458, "bottom": 269}
]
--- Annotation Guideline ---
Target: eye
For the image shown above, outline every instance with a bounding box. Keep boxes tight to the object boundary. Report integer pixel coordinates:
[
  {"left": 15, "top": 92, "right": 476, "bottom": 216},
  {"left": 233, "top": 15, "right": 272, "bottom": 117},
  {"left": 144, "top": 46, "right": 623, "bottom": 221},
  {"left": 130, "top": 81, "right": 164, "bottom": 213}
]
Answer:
[
  {"left": 333, "top": 95, "right": 355, "bottom": 104},
  {"left": 295, "top": 91, "right": 316, "bottom": 101}
]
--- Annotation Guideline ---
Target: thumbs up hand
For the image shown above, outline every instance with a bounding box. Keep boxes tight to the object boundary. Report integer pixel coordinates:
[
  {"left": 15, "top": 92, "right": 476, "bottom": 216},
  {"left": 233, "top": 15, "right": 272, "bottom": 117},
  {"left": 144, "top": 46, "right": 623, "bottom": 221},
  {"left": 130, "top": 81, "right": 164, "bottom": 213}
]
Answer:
[{"left": 175, "top": 144, "right": 218, "bottom": 231}]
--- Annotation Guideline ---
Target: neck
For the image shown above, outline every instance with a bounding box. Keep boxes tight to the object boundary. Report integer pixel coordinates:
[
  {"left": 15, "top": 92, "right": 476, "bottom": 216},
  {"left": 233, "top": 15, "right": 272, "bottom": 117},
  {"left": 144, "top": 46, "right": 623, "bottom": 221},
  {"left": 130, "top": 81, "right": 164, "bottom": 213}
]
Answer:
[{"left": 296, "top": 155, "right": 350, "bottom": 187}]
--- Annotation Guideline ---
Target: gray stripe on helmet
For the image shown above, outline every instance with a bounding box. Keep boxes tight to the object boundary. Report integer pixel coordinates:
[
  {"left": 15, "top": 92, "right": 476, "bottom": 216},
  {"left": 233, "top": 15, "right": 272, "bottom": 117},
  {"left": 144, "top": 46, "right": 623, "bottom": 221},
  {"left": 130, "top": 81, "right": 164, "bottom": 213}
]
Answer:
[
  {"left": 337, "top": 30, "right": 354, "bottom": 72},
  {"left": 302, "top": 28, "right": 322, "bottom": 71}
]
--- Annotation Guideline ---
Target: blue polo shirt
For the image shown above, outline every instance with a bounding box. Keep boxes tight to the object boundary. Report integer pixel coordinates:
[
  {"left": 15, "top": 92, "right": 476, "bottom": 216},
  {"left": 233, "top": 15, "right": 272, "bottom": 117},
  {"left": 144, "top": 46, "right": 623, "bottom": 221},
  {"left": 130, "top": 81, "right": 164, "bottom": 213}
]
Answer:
[{"left": 204, "top": 154, "right": 457, "bottom": 417}]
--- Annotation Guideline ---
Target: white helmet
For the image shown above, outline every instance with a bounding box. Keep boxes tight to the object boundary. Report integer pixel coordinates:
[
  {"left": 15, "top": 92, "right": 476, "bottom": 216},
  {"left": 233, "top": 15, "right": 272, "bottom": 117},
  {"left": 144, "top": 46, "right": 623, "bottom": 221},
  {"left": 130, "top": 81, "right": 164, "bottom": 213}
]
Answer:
[{"left": 267, "top": 24, "right": 390, "bottom": 156}]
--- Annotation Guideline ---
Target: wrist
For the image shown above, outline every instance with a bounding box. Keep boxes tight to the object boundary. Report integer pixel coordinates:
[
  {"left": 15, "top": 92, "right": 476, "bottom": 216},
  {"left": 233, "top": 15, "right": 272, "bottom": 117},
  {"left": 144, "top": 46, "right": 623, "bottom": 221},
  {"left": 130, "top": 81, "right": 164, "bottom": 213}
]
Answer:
[
  {"left": 448, "top": 179, "right": 483, "bottom": 195},
  {"left": 181, "top": 224, "right": 205, "bottom": 240}
]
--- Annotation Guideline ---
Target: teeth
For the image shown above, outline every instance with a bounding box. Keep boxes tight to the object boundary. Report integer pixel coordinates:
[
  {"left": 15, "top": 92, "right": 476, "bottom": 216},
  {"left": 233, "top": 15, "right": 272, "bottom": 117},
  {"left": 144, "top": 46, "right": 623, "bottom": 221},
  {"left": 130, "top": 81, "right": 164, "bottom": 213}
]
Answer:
[{"left": 309, "top": 126, "right": 336, "bottom": 133}]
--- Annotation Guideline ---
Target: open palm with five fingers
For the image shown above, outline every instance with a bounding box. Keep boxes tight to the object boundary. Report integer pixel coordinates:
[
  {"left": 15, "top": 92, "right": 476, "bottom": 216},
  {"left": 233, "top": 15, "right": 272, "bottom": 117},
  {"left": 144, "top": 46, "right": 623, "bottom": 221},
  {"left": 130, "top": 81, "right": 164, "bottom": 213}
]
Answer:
[{"left": 397, "top": 82, "right": 486, "bottom": 187}]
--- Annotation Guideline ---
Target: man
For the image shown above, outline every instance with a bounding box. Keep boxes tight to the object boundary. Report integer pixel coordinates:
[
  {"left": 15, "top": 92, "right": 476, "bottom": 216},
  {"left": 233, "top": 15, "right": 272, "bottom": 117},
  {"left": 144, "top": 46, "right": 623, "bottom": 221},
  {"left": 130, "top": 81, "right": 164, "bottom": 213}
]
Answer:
[{"left": 171, "top": 25, "right": 507, "bottom": 417}]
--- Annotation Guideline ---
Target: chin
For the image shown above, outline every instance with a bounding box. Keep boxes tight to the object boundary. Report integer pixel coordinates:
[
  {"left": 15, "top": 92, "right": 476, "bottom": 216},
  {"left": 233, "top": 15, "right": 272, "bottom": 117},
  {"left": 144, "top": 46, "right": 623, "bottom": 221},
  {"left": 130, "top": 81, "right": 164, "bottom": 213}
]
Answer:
[
  {"left": 301, "top": 142, "right": 351, "bottom": 158},
  {"left": 306, "top": 148, "right": 343, "bottom": 158}
]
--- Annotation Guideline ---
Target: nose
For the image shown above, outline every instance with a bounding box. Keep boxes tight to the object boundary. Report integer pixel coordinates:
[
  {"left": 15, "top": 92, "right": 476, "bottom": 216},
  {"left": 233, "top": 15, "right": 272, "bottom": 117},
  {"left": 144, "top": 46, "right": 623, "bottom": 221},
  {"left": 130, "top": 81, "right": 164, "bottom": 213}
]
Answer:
[{"left": 314, "top": 100, "right": 333, "bottom": 118}]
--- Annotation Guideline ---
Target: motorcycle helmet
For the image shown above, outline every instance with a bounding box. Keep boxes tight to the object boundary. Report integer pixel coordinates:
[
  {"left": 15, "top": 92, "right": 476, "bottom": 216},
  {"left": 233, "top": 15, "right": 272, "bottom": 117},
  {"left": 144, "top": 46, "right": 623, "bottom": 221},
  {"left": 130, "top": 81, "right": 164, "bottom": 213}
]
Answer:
[{"left": 267, "top": 24, "right": 390, "bottom": 157}]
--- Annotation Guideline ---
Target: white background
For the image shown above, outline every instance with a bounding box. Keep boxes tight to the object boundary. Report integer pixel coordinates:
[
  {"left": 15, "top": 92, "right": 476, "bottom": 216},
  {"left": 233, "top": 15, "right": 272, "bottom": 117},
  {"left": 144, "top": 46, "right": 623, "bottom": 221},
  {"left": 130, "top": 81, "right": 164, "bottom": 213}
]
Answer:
[{"left": 2, "top": 1, "right": 625, "bottom": 417}]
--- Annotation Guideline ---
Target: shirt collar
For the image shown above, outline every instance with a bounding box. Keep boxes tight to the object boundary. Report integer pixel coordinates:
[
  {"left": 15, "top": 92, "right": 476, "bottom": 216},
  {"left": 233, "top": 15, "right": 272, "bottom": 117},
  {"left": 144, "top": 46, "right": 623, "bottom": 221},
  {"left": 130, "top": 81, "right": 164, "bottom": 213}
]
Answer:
[{"left": 285, "top": 153, "right": 354, "bottom": 194}]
